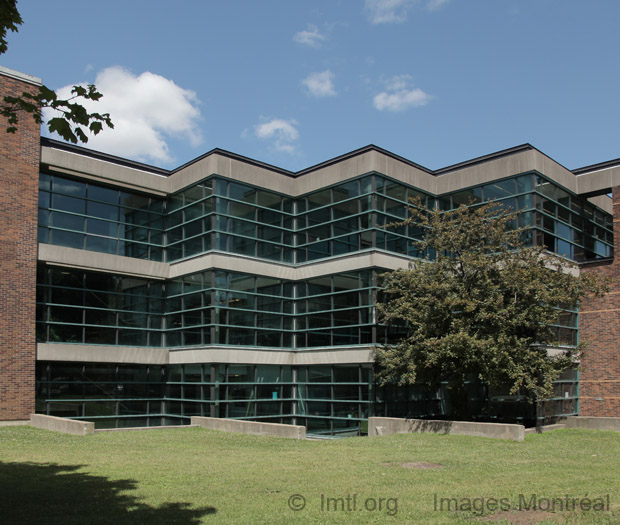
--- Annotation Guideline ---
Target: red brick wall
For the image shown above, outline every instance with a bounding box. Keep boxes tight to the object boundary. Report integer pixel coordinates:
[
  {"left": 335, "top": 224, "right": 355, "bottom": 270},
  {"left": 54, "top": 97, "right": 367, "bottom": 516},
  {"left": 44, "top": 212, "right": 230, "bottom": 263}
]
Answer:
[
  {"left": 579, "top": 186, "right": 620, "bottom": 416},
  {"left": 0, "top": 71, "right": 40, "bottom": 420}
]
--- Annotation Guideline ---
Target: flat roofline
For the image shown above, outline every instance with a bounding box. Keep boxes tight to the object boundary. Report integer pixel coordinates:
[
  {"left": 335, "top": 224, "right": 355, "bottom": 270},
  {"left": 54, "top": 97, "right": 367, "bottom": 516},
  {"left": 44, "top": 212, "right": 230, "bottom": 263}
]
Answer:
[
  {"left": 43, "top": 136, "right": 613, "bottom": 182},
  {"left": 0, "top": 65, "right": 42, "bottom": 86},
  {"left": 294, "top": 144, "right": 433, "bottom": 177},
  {"left": 171, "top": 147, "right": 297, "bottom": 177},
  {"left": 41, "top": 137, "right": 172, "bottom": 176},
  {"left": 573, "top": 157, "right": 620, "bottom": 175},
  {"left": 434, "top": 144, "right": 536, "bottom": 174}
]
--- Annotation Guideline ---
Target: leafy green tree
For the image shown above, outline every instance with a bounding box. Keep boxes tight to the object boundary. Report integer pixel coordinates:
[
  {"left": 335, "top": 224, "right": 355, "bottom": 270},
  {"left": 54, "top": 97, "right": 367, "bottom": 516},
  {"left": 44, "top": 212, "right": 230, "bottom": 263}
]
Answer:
[
  {"left": 0, "top": 0, "right": 113, "bottom": 143},
  {"left": 375, "top": 201, "right": 607, "bottom": 416}
]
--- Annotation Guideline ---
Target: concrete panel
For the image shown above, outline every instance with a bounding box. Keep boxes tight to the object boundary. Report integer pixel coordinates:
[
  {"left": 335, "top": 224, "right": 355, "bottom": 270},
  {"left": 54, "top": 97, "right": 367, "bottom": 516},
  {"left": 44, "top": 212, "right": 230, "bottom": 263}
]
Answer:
[
  {"left": 170, "top": 347, "right": 295, "bottom": 365},
  {"left": 30, "top": 414, "right": 94, "bottom": 435},
  {"left": 41, "top": 146, "right": 169, "bottom": 195},
  {"left": 37, "top": 343, "right": 169, "bottom": 364},
  {"left": 191, "top": 416, "right": 306, "bottom": 439},
  {"left": 169, "top": 154, "right": 297, "bottom": 196},
  {"left": 524, "top": 423, "right": 566, "bottom": 434},
  {"left": 170, "top": 346, "right": 374, "bottom": 365},
  {"left": 435, "top": 148, "right": 584, "bottom": 196},
  {"left": 96, "top": 425, "right": 189, "bottom": 433},
  {"left": 292, "top": 347, "right": 374, "bottom": 365},
  {"left": 382, "top": 154, "right": 437, "bottom": 194},
  {"left": 169, "top": 252, "right": 296, "bottom": 281},
  {"left": 295, "top": 153, "right": 376, "bottom": 196},
  {"left": 576, "top": 167, "right": 620, "bottom": 198},
  {"left": 38, "top": 244, "right": 168, "bottom": 280},
  {"left": 294, "top": 251, "right": 410, "bottom": 279},
  {"left": 435, "top": 150, "right": 540, "bottom": 194},
  {"left": 39, "top": 243, "right": 412, "bottom": 283},
  {"left": 169, "top": 250, "right": 412, "bottom": 281},
  {"left": 226, "top": 157, "right": 296, "bottom": 195},
  {"left": 536, "top": 153, "right": 579, "bottom": 193},
  {"left": 167, "top": 155, "right": 218, "bottom": 194},
  {"left": 0, "top": 420, "right": 30, "bottom": 426},
  {"left": 43, "top": 141, "right": 612, "bottom": 208},
  {"left": 566, "top": 416, "right": 620, "bottom": 432},
  {"left": 576, "top": 171, "right": 612, "bottom": 196},
  {"left": 368, "top": 417, "right": 525, "bottom": 441},
  {"left": 588, "top": 195, "right": 613, "bottom": 214}
]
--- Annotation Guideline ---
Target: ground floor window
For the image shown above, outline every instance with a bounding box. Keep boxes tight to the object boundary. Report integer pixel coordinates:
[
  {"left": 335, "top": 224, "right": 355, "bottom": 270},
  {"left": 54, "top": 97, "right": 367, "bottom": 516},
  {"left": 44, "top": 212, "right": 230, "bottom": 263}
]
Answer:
[{"left": 36, "top": 362, "right": 577, "bottom": 434}]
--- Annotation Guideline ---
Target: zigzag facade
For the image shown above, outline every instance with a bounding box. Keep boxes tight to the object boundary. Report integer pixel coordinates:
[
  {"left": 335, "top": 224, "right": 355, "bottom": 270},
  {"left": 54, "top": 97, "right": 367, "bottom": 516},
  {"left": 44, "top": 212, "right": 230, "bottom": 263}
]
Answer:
[{"left": 2, "top": 66, "right": 619, "bottom": 434}]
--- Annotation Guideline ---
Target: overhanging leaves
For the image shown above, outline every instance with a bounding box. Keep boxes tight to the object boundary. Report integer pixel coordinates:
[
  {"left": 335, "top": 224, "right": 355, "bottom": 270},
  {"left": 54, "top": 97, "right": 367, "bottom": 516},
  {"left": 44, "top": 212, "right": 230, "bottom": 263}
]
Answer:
[
  {"left": 375, "top": 201, "right": 608, "bottom": 402},
  {"left": 1, "top": 84, "right": 114, "bottom": 144}
]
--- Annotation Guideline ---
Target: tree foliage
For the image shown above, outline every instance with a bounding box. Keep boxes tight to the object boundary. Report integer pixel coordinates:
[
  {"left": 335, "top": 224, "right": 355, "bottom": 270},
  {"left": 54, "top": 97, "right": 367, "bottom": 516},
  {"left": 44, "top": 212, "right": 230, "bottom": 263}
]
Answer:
[
  {"left": 0, "top": 0, "right": 113, "bottom": 143},
  {"left": 375, "top": 201, "right": 607, "bottom": 404}
]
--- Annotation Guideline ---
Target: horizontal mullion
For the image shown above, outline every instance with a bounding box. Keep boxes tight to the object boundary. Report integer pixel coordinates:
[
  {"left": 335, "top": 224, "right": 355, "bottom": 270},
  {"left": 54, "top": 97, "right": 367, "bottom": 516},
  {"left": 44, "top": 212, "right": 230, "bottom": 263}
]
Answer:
[
  {"left": 40, "top": 302, "right": 156, "bottom": 315},
  {"left": 44, "top": 321, "right": 160, "bottom": 332},
  {"left": 47, "top": 208, "right": 165, "bottom": 230}
]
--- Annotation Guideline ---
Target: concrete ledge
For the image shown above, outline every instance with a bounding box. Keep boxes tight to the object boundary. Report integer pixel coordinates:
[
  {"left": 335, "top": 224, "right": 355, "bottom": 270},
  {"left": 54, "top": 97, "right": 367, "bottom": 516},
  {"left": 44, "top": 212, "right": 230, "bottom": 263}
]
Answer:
[
  {"left": 30, "top": 414, "right": 94, "bottom": 436},
  {"left": 191, "top": 417, "right": 306, "bottom": 440},
  {"left": 524, "top": 423, "right": 566, "bottom": 435},
  {"left": 566, "top": 416, "right": 620, "bottom": 432},
  {"left": 0, "top": 420, "right": 30, "bottom": 427},
  {"left": 95, "top": 425, "right": 190, "bottom": 433},
  {"left": 0, "top": 419, "right": 30, "bottom": 427},
  {"left": 368, "top": 417, "right": 525, "bottom": 442}
]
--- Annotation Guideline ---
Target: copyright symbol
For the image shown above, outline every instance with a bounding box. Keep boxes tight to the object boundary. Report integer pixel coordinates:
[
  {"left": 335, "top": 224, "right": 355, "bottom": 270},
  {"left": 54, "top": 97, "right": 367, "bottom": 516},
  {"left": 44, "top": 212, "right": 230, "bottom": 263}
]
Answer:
[{"left": 288, "top": 494, "right": 306, "bottom": 511}]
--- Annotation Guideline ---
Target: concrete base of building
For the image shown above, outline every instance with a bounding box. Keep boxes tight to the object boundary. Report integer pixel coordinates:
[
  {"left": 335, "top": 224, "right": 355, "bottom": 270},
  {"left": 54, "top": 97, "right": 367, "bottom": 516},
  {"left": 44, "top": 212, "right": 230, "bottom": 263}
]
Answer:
[
  {"left": 368, "top": 417, "right": 525, "bottom": 442},
  {"left": 524, "top": 423, "right": 566, "bottom": 435},
  {"left": 95, "top": 425, "right": 190, "bottom": 433},
  {"left": 191, "top": 416, "right": 306, "bottom": 440},
  {"left": 566, "top": 416, "right": 620, "bottom": 432},
  {"left": 0, "top": 420, "right": 30, "bottom": 427},
  {"left": 30, "top": 414, "right": 94, "bottom": 436}
]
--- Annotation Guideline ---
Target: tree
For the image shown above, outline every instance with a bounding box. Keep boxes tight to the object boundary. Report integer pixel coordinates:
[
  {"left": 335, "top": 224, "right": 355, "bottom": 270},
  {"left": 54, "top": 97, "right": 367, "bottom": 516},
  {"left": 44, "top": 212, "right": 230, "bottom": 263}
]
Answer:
[
  {"left": 375, "top": 201, "right": 607, "bottom": 417},
  {"left": 0, "top": 0, "right": 113, "bottom": 143}
]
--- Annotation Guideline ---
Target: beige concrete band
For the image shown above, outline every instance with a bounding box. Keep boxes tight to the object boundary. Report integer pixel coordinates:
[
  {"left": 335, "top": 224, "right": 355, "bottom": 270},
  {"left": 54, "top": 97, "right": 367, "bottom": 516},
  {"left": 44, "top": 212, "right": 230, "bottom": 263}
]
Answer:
[
  {"left": 42, "top": 144, "right": 614, "bottom": 213},
  {"left": 37, "top": 343, "right": 374, "bottom": 366}
]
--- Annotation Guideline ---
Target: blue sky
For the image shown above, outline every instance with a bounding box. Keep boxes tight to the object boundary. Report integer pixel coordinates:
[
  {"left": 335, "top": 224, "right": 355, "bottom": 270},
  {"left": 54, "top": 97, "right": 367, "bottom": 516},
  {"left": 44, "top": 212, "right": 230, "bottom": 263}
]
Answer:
[{"left": 3, "top": 1, "right": 620, "bottom": 172}]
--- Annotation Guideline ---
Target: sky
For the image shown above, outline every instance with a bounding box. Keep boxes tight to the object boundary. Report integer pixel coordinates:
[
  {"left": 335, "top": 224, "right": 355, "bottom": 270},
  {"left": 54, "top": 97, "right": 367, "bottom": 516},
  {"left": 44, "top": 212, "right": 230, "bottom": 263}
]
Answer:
[{"left": 3, "top": 0, "right": 620, "bottom": 172}]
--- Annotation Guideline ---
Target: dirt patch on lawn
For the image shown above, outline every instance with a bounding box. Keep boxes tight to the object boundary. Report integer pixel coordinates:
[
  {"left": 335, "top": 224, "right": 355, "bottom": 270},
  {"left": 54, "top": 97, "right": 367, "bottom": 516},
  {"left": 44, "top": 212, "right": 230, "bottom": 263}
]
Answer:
[
  {"left": 381, "top": 461, "right": 444, "bottom": 469},
  {"left": 481, "top": 509, "right": 565, "bottom": 523}
]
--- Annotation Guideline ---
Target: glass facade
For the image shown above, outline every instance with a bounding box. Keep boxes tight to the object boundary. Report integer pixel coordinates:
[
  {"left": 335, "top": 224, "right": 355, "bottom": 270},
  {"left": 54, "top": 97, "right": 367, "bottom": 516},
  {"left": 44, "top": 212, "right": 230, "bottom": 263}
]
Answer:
[
  {"left": 165, "top": 270, "right": 295, "bottom": 348},
  {"left": 439, "top": 174, "right": 614, "bottom": 261},
  {"left": 37, "top": 360, "right": 574, "bottom": 430},
  {"left": 36, "top": 266, "right": 164, "bottom": 347},
  {"left": 37, "top": 266, "right": 381, "bottom": 350},
  {"left": 37, "top": 173, "right": 165, "bottom": 261},
  {"left": 375, "top": 369, "right": 579, "bottom": 427},
  {"left": 34, "top": 165, "right": 612, "bottom": 433},
  {"left": 38, "top": 171, "right": 613, "bottom": 264},
  {"left": 36, "top": 361, "right": 372, "bottom": 435},
  {"left": 36, "top": 362, "right": 166, "bottom": 428}
]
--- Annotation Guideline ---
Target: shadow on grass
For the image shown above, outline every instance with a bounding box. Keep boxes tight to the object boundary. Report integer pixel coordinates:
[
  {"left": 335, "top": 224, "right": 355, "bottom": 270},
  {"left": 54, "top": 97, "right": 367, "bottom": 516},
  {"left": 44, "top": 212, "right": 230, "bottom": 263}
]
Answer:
[
  {"left": 409, "top": 419, "right": 454, "bottom": 434},
  {"left": 0, "top": 462, "right": 216, "bottom": 523}
]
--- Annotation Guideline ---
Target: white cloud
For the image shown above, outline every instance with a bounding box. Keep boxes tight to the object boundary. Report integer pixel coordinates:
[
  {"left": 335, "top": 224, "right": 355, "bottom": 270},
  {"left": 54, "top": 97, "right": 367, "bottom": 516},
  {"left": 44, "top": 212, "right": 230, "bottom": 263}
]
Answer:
[
  {"left": 426, "top": 0, "right": 450, "bottom": 11},
  {"left": 373, "top": 75, "right": 432, "bottom": 111},
  {"left": 43, "top": 66, "right": 202, "bottom": 164},
  {"left": 293, "top": 24, "right": 326, "bottom": 48},
  {"left": 301, "top": 70, "right": 336, "bottom": 98},
  {"left": 364, "top": 0, "right": 449, "bottom": 23},
  {"left": 254, "top": 118, "right": 299, "bottom": 153},
  {"left": 365, "top": 0, "right": 415, "bottom": 24}
]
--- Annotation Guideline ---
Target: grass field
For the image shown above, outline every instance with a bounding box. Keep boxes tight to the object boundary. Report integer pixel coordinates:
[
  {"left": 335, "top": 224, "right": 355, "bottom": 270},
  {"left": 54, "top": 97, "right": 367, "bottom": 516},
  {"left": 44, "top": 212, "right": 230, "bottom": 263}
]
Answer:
[{"left": 1, "top": 426, "right": 619, "bottom": 524}]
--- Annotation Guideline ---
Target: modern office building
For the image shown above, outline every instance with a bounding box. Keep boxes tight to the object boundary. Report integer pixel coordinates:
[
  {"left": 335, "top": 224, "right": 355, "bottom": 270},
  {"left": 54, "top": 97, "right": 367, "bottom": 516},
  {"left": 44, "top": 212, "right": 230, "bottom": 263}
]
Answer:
[{"left": 2, "top": 66, "right": 619, "bottom": 434}]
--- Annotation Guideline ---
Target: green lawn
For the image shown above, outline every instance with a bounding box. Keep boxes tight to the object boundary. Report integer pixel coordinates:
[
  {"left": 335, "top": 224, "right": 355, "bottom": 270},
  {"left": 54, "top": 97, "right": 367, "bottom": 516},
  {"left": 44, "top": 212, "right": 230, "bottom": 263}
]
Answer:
[{"left": 1, "top": 426, "right": 619, "bottom": 524}]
